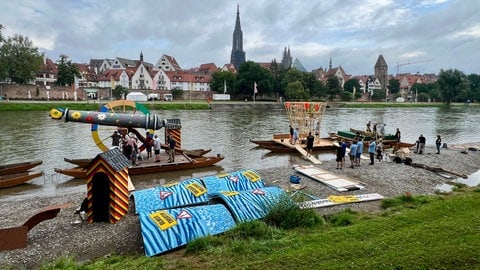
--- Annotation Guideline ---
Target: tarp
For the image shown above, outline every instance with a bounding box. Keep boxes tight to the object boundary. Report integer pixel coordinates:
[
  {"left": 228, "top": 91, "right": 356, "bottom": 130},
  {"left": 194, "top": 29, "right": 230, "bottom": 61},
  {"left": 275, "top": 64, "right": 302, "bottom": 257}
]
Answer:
[
  {"left": 211, "top": 186, "right": 288, "bottom": 223},
  {"left": 138, "top": 204, "right": 236, "bottom": 256},
  {"left": 126, "top": 92, "right": 147, "bottom": 101},
  {"left": 132, "top": 178, "right": 209, "bottom": 214},
  {"left": 201, "top": 169, "right": 265, "bottom": 195}
]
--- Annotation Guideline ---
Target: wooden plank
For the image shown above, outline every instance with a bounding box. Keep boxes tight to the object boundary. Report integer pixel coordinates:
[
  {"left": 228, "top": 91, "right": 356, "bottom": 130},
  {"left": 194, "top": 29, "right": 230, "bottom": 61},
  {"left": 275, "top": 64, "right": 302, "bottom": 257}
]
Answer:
[
  {"left": 298, "top": 193, "right": 384, "bottom": 209},
  {"left": 293, "top": 164, "right": 364, "bottom": 192},
  {"left": 0, "top": 226, "right": 28, "bottom": 251},
  {"left": 294, "top": 145, "right": 322, "bottom": 164}
]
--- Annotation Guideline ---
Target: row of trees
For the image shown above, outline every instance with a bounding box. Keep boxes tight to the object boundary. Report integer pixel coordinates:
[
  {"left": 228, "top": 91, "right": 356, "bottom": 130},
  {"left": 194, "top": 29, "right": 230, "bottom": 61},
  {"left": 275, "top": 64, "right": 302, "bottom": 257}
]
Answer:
[
  {"left": 2, "top": 25, "right": 478, "bottom": 104},
  {"left": 210, "top": 60, "right": 480, "bottom": 104}
]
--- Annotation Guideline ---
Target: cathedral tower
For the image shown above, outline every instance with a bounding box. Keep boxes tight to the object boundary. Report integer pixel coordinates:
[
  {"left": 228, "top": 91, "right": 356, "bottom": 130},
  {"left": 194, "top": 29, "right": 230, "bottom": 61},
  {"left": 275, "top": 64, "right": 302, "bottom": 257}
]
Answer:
[{"left": 230, "top": 4, "right": 246, "bottom": 70}]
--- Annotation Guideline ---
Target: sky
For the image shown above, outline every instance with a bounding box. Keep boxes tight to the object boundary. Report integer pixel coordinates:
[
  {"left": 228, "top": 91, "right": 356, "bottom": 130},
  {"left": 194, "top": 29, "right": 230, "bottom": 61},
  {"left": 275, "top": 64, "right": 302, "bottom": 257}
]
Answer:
[{"left": 1, "top": 0, "right": 479, "bottom": 76}]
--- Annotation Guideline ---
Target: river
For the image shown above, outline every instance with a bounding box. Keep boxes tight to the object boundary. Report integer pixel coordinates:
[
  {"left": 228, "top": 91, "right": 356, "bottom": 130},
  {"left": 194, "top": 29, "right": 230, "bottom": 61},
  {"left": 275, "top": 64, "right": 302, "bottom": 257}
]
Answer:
[{"left": 1, "top": 104, "right": 479, "bottom": 201}]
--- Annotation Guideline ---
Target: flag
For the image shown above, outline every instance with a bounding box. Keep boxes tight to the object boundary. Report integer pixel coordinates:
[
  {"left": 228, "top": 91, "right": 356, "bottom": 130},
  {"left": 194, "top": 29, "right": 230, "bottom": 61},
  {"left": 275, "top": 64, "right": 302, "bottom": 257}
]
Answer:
[
  {"left": 223, "top": 80, "right": 227, "bottom": 94},
  {"left": 254, "top": 82, "right": 258, "bottom": 94},
  {"left": 111, "top": 76, "right": 115, "bottom": 90}
]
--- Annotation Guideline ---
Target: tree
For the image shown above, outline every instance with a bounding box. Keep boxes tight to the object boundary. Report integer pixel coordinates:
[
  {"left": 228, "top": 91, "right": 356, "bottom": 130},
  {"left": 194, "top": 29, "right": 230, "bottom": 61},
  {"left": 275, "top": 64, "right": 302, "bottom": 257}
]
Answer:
[
  {"left": 388, "top": 78, "right": 400, "bottom": 95},
  {"left": 112, "top": 85, "right": 128, "bottom": 99},
  {"left": 343, "top": 78, "right": 361, "bottom": 100},
  {"left": 467, "top": 74, "right": 480, "bottom": 102},
  {"left": 285, "top": 81, "right": 309, "bottom": 100},
  {"left": 235, "top": 61, "right": 273, "bottom": 98},
  {"left": 211, "top": 70, "right": 236, "bottom": 94},
  {"left": 326, "top": 75, "right": 341, "bottom": 100},
  {"left": 0, "top": 34, "right": 43, "bottom": 84},
  {"left": 437, "top": 69, "right": 470, "bottom": 104},
  {"left": 56, "top": 54, "right": 80, "bottom": 86}
]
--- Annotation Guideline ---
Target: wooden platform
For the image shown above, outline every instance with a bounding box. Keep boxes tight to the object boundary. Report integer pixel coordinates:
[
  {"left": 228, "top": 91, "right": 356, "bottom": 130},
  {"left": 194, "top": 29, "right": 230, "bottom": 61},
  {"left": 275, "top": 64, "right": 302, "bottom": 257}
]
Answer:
[{"left": 293, "top": 164, "right": 365, "bottom": 192}]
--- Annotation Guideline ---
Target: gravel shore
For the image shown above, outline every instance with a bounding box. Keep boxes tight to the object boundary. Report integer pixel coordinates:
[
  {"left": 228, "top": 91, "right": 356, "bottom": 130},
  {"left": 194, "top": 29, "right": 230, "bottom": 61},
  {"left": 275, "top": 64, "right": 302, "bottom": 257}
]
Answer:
[{"left": 1, "top": 143, "right": 479, "bottom": 269}]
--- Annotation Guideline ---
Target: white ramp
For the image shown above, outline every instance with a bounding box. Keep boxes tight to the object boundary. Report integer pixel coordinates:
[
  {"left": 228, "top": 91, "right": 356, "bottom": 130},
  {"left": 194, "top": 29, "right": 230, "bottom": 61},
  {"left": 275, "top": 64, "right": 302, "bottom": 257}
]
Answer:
[
  {"left": 294, "top": 145, "right": 322, "bottom": 164},
  {"left": 293, "top": 164, "right": 364, "bottom": 192},
  {"left": 298, "top": 193, "right": 384, "bottom": 209}
]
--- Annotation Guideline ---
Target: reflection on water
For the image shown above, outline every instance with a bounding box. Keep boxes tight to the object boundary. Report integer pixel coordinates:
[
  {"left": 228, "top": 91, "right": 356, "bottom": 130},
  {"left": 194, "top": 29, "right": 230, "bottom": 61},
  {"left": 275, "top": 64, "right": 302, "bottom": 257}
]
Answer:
[{"left": 0, "top": 105, "right": 479, "bottom": 201}]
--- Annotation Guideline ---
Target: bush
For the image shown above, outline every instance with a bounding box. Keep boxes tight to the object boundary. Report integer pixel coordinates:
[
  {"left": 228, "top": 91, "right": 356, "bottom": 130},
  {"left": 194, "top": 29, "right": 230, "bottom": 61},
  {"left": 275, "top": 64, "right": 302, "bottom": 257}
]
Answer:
[{"left": 263, "top": 196, "right": 324, "bottom": 230}]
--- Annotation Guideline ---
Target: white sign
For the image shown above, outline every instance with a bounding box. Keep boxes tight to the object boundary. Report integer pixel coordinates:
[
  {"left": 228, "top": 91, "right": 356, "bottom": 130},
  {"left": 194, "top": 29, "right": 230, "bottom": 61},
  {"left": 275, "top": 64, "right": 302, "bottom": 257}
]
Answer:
[{"left": 213, "top": 94, "right": 230, "bottom": 101}]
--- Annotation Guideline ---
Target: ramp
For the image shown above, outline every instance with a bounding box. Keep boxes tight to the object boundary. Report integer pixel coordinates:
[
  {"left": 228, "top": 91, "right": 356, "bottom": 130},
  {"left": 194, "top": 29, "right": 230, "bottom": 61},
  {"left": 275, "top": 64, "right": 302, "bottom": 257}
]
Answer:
[
  {"left": 298, "top": 193, "right": 384, "bottom": 209},
  {"left": 293, "top": 164, "right": 364, "bottom": 192},
  {"left": 294, "top": 145, "right": 322, "bottom": 164}
]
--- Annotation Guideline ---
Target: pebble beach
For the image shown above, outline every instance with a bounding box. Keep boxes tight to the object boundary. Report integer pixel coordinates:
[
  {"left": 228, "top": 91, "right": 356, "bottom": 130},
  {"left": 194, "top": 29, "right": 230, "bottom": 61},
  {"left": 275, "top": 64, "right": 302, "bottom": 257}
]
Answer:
[{"left": 1, "top": 143, "right": 479, "bottom": 269}]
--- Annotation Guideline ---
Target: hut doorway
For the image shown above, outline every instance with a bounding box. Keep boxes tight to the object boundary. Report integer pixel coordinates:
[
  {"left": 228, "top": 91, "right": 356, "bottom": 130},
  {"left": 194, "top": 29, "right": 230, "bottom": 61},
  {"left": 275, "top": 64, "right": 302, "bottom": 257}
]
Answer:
[{"left": 91, "top": 172, "right": 110, "bottom": 222}]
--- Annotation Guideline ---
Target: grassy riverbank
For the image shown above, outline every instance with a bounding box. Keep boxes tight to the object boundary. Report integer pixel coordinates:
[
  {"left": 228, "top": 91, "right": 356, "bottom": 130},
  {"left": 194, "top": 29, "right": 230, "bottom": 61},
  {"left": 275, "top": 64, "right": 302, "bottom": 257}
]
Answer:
[
  {"left": 41, "top": 188, "right": 480, "bottom": 269},
  {"left": 0, "top": 101, "right": 210, "bottom": 111},
  {"left": 0, "top": 100, "right": 474, "bottom": 111}
]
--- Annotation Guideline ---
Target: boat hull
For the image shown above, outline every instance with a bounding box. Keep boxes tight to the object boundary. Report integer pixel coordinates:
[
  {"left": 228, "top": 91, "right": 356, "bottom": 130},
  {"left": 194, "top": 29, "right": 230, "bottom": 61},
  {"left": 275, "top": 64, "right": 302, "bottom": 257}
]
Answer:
[
  {"left": 0, "top": 171, "right": 44, "bottom": 188},
  {"left": 0, "top": 160, "right": 43, "bottom": 176},
  {"left": 56, "top": 155, "right": 224, "bottom": 179}
]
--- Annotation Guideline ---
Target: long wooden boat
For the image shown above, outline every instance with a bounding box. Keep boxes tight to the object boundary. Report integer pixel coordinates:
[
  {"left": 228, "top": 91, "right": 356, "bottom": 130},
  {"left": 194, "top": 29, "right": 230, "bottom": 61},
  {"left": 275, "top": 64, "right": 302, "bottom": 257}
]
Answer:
[
  {"left": 63, "top": 148, "right": 212, "bottom": 168},
  {"left": 0, "top": 160, "right": 43, "bottom": 176},
  {"left": 250, "top": 137, "right": 336, "bottom": 153},
  {"left": 0, "top": 171, "right": 44, "bottom": 188},
  {"left": 56, "top": 154, "right": 224, "bottom": 179}
]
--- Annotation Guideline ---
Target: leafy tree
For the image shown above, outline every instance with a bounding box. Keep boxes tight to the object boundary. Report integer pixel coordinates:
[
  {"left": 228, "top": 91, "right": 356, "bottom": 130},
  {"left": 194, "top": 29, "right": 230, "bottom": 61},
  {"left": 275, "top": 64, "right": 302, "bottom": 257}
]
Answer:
[
  {"left": 326, "top": 75, "right": 342, "bottom": 100},
  {"left": 285, "top": 81, "right": 309, "bottom": 100},
  {"left": 56, "top": 54, "right": 80, "bottom": 86},
  {"left": 112, "top": 85, "right": 128, "bottom": 99},
  {"left": 269, "top": 59, "right": 287, "bottom": 99},
  {"left": 388, "top": 78, "right": 400, "bottom": 94},
  {"left": 343, "top": 78, "right": 361, "bottom": 100},
  {"left": 0, "top": 34, "right": 43, "bottom": 84},
  {"left": 437, "top": 69, "right": 470, "bottom": 104},
  {"left": 303, "top": 72, "right": 326, "bottom": 99},
  {"left": 235, "top": 61, "right": 273, "bottom": 98},
  {"left": 211, "top": 70, "right": 236, "bottom": 94},
  {"left": 467, "top": 74, "right": 480, "bottom": 102}
]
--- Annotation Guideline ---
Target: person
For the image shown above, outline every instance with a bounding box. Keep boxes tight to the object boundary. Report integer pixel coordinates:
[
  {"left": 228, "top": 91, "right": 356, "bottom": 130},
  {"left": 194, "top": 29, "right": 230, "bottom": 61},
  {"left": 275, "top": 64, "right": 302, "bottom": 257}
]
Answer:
[
  {"left": 335, "top": 141, "right": 343, "bottom": 169},
  {"left": 314, "top": 122, "right": 320, "bottom": 142},
  {"left": 293, "top": 127, "right": 299, "bottom": 145},
  {"left": 356, "top": 139, "right": 364, "bottom": 166},
  {"left": 366, "top": 120, "right": 372, "bottom": 132},
  {"left": 341, "top": 139, "right": 347, "bottom": 163},
  {"left": 368, "top": 139, "right": 376, "bottom": 165},
  {"left": 130, "top": 136, "right": 139, "bottom": 165},
  {"left": 395, "top": 128, "right": 401, "bottom": 142},
  {"left": 167, "top": 135, "right": 176, "bottom": 163},
  {"left": 436, "top": 135, "right": 442, "bottom": 154},
  {"left": 306, "top": 132, "right": 314, "bottom": 157},
  {"left": 122, "top": 135, "right": 133, "bottom": 159},
  {"left": 376, "top": 139, "right": 383, "bottom": 162},
  {"left": 145, "top": 131, "right": 153, "bottom": 159},
  {"left": 289, "top": 125, "right": 294, "bottom": 143},
  {"left": 349, "top": 140, "right": 358, "bottom": 168},
  {"left": 418, "top": 134, "right": 426, "bottom": 154},
  {"left": 153, "top": 134, "right": 162, "bottom": 162},
  {"left": 110, "top": 131, "right": 121, "bottom": 147}
]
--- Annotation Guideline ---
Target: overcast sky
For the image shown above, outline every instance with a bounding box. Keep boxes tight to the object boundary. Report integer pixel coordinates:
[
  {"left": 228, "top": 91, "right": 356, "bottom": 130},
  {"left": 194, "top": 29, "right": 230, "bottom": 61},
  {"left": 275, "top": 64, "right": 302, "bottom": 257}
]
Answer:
[{"left": 1, "top": 0, "right": 479, "bottom": 76}]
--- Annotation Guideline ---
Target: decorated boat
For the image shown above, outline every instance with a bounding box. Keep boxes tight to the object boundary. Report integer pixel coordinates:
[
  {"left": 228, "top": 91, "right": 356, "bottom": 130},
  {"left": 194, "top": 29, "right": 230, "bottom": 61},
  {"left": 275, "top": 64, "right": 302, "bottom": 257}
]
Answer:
[
  {"left": 0, "top": 160, "right": 43, "bottom": 176},
  {"left": 0, "top": 171, "right": 44, "bottom": 188},
  {"left": 56, "top": 154, "right": 224, "bottom": 179}
]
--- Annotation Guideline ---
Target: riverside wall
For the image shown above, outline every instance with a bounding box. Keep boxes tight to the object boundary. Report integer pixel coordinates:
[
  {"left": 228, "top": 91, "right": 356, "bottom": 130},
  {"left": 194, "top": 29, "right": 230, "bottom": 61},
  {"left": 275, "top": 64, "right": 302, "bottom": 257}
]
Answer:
[{"left": 0, "top": 84, "right": 213, "bottom": 101}]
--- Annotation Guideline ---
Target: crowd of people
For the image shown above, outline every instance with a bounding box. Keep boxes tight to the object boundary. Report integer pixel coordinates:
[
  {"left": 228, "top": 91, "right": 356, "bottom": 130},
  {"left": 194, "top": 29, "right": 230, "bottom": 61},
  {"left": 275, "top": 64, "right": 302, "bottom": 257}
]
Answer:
[{"left": 109, "top": 129, "right": 177, "bottom": 165}]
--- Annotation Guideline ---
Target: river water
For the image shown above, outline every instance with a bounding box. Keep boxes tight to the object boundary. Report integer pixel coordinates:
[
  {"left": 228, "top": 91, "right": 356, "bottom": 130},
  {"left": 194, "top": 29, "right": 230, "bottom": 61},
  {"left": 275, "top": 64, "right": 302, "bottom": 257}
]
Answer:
[{"left": 1, "top": 105, "right": 479, "bottom": 201}]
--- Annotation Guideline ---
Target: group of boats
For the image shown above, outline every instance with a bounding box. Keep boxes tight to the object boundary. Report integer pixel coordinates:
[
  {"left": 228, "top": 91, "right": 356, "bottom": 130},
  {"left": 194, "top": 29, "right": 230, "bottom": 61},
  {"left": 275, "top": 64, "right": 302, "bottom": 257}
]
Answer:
[
  {"left": 251, "top": 128, "right": 415, "bottom": 154},
  {"left": 0, "top": 160, "right": 43, "bottom": 188}
]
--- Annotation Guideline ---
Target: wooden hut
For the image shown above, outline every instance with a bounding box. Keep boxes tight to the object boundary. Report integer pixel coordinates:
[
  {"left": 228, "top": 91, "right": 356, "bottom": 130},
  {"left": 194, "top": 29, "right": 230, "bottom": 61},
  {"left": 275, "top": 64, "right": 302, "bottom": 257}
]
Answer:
[{"left": 85, "top": 148, "right": 132, "bottom": 223}]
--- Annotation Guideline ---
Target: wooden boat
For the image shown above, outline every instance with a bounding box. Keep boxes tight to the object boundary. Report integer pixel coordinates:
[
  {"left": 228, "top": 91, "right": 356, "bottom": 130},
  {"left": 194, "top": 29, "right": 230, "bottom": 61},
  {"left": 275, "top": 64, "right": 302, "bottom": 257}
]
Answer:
[
  {"left": 63, "top": 148, "right": 212, "bottom": 168},
  {"left": 250, "top": 137, "right": 336, "bottom": 153},
  {"left": 0, "top": 160, "right": 43, "bottom": 176},
  {"left": 56, "top": 154, "right": 224, "bottom": 179},
  {"left": 0, "top": 171, "right": 44, "bottom": 188}
]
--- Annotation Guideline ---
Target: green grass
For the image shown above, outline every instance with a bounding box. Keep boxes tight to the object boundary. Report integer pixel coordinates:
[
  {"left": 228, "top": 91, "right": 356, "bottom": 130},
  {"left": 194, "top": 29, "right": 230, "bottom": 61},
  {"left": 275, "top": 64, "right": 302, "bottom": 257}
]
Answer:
[
  {"left": 37, "top": 189, "right": 480, "bottom": 270},
  {"left": 0, "top": 102, "right": 210, "bottom": 111}
]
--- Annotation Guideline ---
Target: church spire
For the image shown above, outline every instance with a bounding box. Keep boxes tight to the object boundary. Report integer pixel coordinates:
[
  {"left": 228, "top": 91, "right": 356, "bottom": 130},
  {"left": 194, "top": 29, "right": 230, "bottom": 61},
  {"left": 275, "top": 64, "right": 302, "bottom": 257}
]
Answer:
[{"left": 230, "top": 4, "right": 246, "bottom": 70}]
